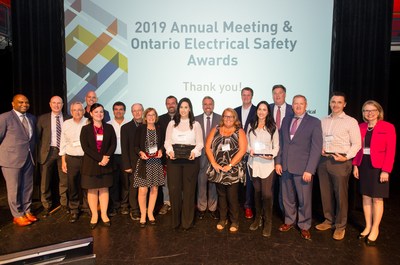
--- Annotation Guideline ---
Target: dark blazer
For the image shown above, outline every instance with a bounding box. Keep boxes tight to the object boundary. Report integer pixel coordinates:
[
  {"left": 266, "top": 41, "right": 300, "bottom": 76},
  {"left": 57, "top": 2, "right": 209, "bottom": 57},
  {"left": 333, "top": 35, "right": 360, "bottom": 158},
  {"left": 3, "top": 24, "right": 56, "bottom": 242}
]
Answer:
[
  {"left": 0, "top": 110, "right": 36, "bottom": 168},
  {"left": 121, "top": 120, "right": 140, "bottom": 171},
  {"left": 36, "top": 112, "right": 71, "bottom": 164},
  {"left": 133, "top": 124, "right": 165, "bottom": 177},
  {"left": 157, "top": 113, "right": 174, "bottom": 164},
  {"left": 234, "top": 104, "right": 257, "bottom": 132},
  {"left": 80, "top": 123, "right": 116, "bottom": 176},
  {"left": 276, "top": 113, "right": 322, "bottom": 175},
  {"left": 133, "top": 123, "right": 164, "bottom": 156}
]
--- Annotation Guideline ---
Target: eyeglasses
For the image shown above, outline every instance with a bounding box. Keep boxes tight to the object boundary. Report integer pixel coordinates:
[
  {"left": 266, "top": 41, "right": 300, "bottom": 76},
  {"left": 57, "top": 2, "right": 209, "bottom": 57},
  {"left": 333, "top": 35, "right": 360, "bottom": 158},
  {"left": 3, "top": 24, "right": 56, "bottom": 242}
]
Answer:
[
  {"left": 362, "top": 109, "right": 378, "bottom": 114},
  {"left": 223, "top": 115, "right": 234, "bottom": 120}
]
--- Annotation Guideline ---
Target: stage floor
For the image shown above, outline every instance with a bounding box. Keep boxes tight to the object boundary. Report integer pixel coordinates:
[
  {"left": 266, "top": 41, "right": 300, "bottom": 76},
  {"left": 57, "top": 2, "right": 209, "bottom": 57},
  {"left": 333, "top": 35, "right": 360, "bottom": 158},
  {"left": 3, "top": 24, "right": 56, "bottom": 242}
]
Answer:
[{"left": 1, "top": 180, "right": 400, "bottom": 265}]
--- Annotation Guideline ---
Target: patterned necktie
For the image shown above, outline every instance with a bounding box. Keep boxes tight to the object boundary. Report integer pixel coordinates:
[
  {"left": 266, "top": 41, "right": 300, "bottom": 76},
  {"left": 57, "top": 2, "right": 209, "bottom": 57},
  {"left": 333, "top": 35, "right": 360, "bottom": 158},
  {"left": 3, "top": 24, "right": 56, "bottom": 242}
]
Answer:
[
  {"left": 276, "top": 106, "right": 281, "bottom": 130},
  {"left": 206, "top": 116, "right": 211, "bottom": 136},
  {"left": 21, "top": 114, "right": 30, "bottom": 137},
  {"left": 56, "top": 115, "right": 61, "bottom": 148},
  {"left": 290, "top": 117, "right": 299, "bottom": 136}
]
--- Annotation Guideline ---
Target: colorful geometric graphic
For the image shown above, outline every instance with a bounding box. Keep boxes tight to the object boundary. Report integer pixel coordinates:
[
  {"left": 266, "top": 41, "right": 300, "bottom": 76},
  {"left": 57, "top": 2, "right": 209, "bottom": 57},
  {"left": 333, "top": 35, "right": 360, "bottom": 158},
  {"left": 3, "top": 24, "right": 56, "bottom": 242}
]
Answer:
[{"left": 64, "top": 0, "right": 128, "bottom": 107}]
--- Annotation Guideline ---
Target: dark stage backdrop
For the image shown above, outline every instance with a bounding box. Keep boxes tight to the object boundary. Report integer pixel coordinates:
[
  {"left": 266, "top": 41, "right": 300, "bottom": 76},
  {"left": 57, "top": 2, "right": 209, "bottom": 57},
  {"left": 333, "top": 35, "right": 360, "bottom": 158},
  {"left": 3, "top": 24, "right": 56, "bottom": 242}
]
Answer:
[{"left": 0, "top": 1, "right": 398, "bottom": 185}]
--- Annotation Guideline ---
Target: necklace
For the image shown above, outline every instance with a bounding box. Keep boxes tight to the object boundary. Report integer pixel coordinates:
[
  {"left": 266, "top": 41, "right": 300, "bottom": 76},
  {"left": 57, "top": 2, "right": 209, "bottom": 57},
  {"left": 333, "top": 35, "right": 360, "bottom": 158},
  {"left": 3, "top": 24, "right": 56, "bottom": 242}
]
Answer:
[{"left": 367, "top": 127, "right": 374, "bottom": 131}]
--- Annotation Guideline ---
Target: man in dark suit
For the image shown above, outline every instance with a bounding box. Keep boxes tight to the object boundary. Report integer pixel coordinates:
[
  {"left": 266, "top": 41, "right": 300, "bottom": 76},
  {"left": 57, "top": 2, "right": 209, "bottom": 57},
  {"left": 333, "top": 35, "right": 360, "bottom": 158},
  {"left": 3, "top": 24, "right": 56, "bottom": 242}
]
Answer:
[
  {"left": 157, "top": 95, "right": 178, "bottom": 215},
  {"left": 121, "top": 103, "right": 143, "bottom": 221},
  {"left": 83, "top": 90, "right": 110, "bottom": 122},
  {"left": 269, "top": 84, "right": 294, "bottom": 220},
  {"left": 195, "top": 96, "right": 221, "bottom": 220},
  {"left": 37, "top": 96, "right": 70, "bottom": 217},
  {"left": 0, "top": 94, "right": 38, "bottom": 226},
  {"left": 275, "top": 95, "right": 322, "bottom": 240},
  {"left": 234, "top": 87, "right": 257, "bottom": 219}
]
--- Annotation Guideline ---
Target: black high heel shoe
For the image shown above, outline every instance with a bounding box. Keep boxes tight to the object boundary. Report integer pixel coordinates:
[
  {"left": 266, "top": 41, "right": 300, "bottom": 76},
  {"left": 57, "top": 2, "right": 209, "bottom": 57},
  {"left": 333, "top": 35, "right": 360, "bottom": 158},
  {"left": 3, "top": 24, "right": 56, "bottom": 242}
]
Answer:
[
  {"left": 366, "top": 238, "right": 377, "bottom": 246},
  {"left": 358, "top": 233, "right": 368, "bottom": 240},
  {"left": 90, "top": 221, "right": 98, "bottom": 230},
  {"left": 140, "top": 221, "right": 146, "bottom": 228},
  {"left": 149, "top": 219, "right": 156, "bottom": 225},
  {"left": 102, "top": 219, "right": 111, "bottom": 227}
]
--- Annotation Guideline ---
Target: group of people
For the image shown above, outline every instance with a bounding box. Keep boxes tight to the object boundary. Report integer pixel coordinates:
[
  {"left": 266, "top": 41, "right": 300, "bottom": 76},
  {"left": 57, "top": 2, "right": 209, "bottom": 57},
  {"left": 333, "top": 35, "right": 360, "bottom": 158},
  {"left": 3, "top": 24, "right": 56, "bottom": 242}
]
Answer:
[{"left": 0, "top": 87, "right": 396, "bottom": 246}]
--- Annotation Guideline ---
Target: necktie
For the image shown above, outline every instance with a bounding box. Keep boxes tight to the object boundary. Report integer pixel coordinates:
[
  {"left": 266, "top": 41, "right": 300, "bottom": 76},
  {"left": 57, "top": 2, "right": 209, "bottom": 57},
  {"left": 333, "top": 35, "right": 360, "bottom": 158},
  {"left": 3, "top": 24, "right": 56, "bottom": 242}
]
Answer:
[
  {"left": 206, "top": 116, "right": 211, "bottom": 136},
  {"left": 56, "top": 115, "right": 61, "bottom": 148},
  {"left": 21, "top": 114, "right": 30, "bottom": 137},
  {"left": 276, "top": 106, "right": 281, "bottom": 130},
  {"left": 290, "top": 117, "right": 299, "bottom": 136}
]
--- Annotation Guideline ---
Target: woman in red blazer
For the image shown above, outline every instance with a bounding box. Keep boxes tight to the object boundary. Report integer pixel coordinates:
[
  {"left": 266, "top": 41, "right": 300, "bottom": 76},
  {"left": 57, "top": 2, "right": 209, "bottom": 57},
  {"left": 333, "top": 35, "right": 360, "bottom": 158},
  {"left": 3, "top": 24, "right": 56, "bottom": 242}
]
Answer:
[{"left": 352, "top": 100, "right": 396, "bottom": 246}]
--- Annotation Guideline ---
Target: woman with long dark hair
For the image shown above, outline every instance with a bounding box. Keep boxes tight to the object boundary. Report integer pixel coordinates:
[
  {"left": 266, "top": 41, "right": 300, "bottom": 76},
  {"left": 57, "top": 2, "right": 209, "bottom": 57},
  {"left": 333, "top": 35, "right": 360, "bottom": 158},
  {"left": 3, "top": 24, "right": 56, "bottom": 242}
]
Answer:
[
  {"left": 246, "top": 101, "right": 279, "bottom": 237},
  {"left": 164, "top": 98, "right": 203, "bottom": 230}
]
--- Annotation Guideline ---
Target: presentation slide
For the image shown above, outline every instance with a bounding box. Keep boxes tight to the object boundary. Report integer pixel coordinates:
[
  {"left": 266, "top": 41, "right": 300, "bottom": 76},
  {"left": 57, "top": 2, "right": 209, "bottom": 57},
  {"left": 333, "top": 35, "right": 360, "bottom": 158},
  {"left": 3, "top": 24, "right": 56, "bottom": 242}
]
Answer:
[{"left": 64, "top": 0, "right": 334, "bottom": 119}]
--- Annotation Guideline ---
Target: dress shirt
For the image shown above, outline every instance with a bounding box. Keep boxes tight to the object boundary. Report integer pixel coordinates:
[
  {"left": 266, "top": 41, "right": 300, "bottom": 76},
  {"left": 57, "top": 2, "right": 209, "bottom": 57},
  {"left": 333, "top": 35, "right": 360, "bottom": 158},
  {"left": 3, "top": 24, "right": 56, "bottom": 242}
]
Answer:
[
  {"left": 321, "top": 112, "right": 361, "bottom": 159},
  {"left": 274, "top": 103, "right": 287, "bottom": 128},
  {"left": 164, "top": 119, "right": 204, "bottom": 157},
  {"left": 240, "top": 106, "right": 251, "bottom": 129},
  {"left": 14, "top": 109, "right": 32, "bottom": 138},
  {"left": 107, "top": 118, "right": 128, "bottom": 155},
  {"left": 203, "top": 113, "right": 214, "bottom": 137},
  {"left": 59, "top": 117, "right": 88, "bottom": 156}
]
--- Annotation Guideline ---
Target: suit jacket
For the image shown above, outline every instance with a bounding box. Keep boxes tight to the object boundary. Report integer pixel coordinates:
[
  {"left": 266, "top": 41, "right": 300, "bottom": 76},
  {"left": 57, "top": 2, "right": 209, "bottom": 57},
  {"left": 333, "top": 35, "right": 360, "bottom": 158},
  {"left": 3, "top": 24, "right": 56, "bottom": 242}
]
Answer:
[
  {"left": 276, "top": 113, "right": 322, "bottom": 175},
  {"left": 121, "top": 120, "right": 140, "bottom": 171},
  {"left": 36, "top": 112, "right": 71, "bottom": 164},
  {"left": 195, "top": 112, "right": 222, "bottom": 168},
  {"left": 0, "top": 110, "right": 36, "bottom": 168},
  {"left": 234, "top": 104, "right": 257, "bottom": 132},
  {"left": 80, "top": 123, "right": 116, "bottom": 176},
  {"left": 352, "top": 120, "right": 396, "bottom": 173}
]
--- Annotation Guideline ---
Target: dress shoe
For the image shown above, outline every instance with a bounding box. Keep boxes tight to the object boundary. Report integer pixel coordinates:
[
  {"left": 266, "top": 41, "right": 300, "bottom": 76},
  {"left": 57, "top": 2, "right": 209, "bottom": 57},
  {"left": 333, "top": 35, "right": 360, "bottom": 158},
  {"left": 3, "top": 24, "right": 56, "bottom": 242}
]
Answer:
[
  {"left": 249, "top": 216, "right": 262, "bottom": 231},
  {"left": 69, "top": 213, "right": 79, "bottom": 223},
  {"left": 229, "top": 223, "right": 239, "bottom": 233},
  {"left": 358, "top": 233, "right": 368, "bottom": 240},
  {"left": 198, "top": 211, "right": 206, "bottom": 220},
  {"left": 301, "top": 229, "right": 311, "bottom": 240},
  {"left": 90, "top": 222, "right": 98, "bottom": 230},
  {"left": 333, "top": 229, "right": 345, "bottom": 240},
  {"left": 366, "top": 238, "right": 377, "bottom": 246},
  {"left": 120, "top": 207, "right": 129, "bottom": 215},
  {"left": 245, "top": 208, "right": 253, "bottom": 219},
  {"left": 108, "top": 208, "right": 117, "bottom": 217},
  {"left": 315, "top": 221, "right": 332, "bottom": 231},
  {"left": 13, "top": 216, "right": 32, "bottom": 227},
  {"left": 42, "top": 209, "right": 51, "bottom": 218},
  {"left": 25, "top": 212, "right": 38, "bottom": 222},
  {"left": 130, "top": 211, "right": 140, "bottom": 221},
  {"left": 61, "top": 205, "right": 70, "bottom": 214},
  {"left": 102, "top": 219, "right": 111, "bottom": 227},
  {"left": 279, "top": 223, "right": 294, "bottom": 232},
  {"left": 140, "top": 222, "right": 146, "bottom": 228},
  {"left": 209, "top": 210, "right": 219, "bottom": 220},
  {"left": 158, "top": 203, "right": 171, "bottom": 215},
  {"left": 216, "top": 220, "right": 228, "bottom": 230}
]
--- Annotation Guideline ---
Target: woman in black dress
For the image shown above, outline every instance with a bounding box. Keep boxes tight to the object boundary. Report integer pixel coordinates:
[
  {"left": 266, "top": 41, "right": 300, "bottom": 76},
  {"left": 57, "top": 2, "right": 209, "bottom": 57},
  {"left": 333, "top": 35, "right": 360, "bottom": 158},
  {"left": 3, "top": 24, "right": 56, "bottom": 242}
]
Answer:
[
  {"left": 80, "top": 103, "right": 116, "bottom": 229},
  {"left": 352, "top": 100, "right": 396, "bottom": 245},
  {"left": 133, "top": 108, "right": 165, "bottom": 227}
]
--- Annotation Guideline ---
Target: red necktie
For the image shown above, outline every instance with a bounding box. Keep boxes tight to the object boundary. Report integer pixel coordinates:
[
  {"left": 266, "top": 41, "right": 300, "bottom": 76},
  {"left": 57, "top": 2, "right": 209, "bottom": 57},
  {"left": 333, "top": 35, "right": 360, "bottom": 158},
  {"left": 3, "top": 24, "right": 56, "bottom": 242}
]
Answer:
[{"left": 276, "top": 106, "right": 281, "bottom": 130}]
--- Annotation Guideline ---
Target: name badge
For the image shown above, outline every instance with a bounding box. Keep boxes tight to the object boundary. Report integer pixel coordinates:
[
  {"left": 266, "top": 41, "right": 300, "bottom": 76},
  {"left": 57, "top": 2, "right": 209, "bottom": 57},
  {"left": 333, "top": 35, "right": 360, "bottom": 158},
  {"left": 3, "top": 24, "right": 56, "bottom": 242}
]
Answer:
[
  {"left": 149, "top": 145, "right": 158, "bottom": 154},
  {"left": 222, "top": 143, "right": 231, "bottom": 151},
  {"left": 97, "top": 134, "right": 104, "bottom": 141},
  {"left": 72, "top": 141, "right": 81, "bottom": 147},
  {"left": 363, "top": 148, "right": 370, "bottom": 155}
]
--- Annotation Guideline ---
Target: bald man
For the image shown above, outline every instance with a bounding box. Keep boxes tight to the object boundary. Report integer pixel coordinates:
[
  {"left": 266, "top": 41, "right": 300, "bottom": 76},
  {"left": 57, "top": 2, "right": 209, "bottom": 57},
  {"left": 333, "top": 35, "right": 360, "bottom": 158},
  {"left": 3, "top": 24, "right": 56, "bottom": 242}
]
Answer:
[
  {"left": 0, "top": 94, "right": 37, "bottom": 226},
  {"left": 37, "top": 96, "right": 71, "bottom": 217},
  {"left": 83, "top": 90, "right": 111, "bottom": 122}
]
